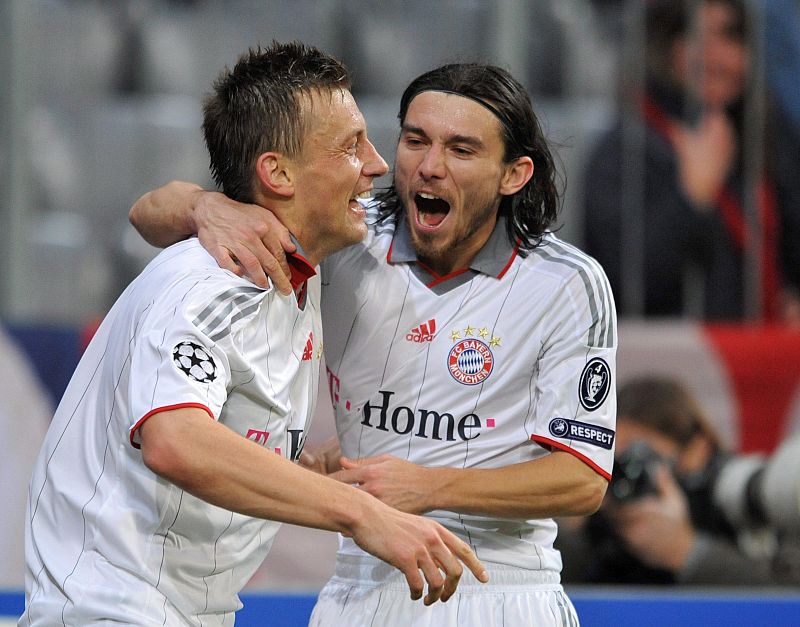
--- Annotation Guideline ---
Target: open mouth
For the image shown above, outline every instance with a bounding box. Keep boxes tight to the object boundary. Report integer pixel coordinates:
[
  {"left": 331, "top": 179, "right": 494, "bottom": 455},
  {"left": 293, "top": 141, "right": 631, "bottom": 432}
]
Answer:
[
  {"left": 349, "top": 190, "right": 373, "bottom": 209},
  {"left": 415, "top": 192, "right": 450, "bottom": 227}
]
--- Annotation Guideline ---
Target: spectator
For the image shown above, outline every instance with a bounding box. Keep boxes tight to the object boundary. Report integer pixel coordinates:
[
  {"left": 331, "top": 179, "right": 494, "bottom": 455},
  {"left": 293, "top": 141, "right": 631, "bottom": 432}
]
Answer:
[
  {"left": 584, "top": 0, "right": 800, "bottom": 321},
  {"left": 557, "top": 375, "right": 800, "bottom": 585}
]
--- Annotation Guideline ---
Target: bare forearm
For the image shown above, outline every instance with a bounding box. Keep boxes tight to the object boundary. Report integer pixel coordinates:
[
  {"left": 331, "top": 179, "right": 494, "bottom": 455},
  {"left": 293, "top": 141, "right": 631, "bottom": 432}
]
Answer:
[
  {"left": 129, "top": 180, "right": 204, "bottom": 248},
  {"left": 141, "top": 409, "right": 491, "bottom": 601},
  {"left": 425, "top": 453, "right": 607, "bottom": 518},
  {"left": 142, "top": 410, "right": 372, "bottom": 535}
]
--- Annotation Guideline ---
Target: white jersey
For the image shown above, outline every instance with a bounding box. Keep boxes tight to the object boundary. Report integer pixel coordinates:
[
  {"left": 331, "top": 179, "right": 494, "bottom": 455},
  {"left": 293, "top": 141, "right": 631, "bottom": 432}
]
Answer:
[
  {"left": 22, "top": 238, "right": 322, "bottom": 626},
  {"left": 321, "top": 207, "right": 616, "bottom": 575}
]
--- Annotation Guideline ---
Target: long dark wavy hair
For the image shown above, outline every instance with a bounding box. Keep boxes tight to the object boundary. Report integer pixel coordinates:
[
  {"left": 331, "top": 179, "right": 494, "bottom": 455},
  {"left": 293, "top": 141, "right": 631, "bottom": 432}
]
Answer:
[{"left": 376, "top": 63, "right": 562, "bottom": 253}]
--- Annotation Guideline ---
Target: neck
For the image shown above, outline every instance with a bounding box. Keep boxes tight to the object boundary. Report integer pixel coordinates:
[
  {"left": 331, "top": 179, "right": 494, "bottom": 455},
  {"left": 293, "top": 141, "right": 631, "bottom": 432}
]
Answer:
[{"left": 255, "top": 196, "right": 323, "bottom": 267}]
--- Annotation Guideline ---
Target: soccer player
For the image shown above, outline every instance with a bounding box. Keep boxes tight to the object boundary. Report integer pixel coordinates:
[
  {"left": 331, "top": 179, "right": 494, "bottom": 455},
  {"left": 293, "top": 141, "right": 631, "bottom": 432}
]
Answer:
[
  {"left": 21, "top": 44, "right": 487, "bottom": 627},
  {"left": 130, "top": 62, "right": 616, "bottom": 625}
]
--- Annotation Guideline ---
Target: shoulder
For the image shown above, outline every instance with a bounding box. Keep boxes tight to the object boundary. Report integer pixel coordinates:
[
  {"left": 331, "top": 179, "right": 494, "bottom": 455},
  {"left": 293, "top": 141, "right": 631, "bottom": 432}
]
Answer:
[
  {"left": 138, "top": 239, "right": 273, "bottom": 328},
  {"left": 526, "top": 234, "right": 617, "bottom": 345},
  {"left": 526, "top": 234, "right": 611, "bottom": 285}
]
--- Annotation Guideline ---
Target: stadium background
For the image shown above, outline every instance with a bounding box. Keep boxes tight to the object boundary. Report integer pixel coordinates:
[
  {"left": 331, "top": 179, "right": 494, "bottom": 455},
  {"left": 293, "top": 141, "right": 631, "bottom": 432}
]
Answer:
[{"left": 1, "top": 1, "right": 799, "bottom": 625}]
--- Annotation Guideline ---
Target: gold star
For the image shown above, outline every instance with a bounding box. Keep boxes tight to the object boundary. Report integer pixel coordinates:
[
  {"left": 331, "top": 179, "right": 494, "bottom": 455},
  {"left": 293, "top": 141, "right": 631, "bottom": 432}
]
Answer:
[
  {"left": 490, "top": 336, "right": 501, "bottom": 347},
  {"left": 464, "top": 325, "right": 476, "bottom": 336},
  {"left": 478, "top": 327, "right": 489, "bottom": 339},
  {"left": 450, "top": 329, "right": 462, "bottom": 341}
]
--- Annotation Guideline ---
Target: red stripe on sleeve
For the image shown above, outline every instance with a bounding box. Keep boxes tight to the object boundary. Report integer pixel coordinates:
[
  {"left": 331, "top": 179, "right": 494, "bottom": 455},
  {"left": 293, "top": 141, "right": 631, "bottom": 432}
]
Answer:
[
  {"left": 130, "top": 402, "right": 216, "bottom": 449},
  {"left": 531, "top": 435, "right": 612, "bottom": 481}
]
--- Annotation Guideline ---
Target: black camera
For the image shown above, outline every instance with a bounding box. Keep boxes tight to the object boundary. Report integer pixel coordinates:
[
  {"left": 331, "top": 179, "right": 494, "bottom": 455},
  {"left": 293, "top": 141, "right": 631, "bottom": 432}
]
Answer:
[{"left": 608, "top": 440, "right": 664, "bottom": 503}]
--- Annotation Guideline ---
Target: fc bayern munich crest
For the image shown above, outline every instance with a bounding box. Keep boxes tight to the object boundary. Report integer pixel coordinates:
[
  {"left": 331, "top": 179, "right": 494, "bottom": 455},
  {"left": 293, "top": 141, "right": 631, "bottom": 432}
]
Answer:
[{"left": 448, "top": 339, "right": 494, "bottom": 385}]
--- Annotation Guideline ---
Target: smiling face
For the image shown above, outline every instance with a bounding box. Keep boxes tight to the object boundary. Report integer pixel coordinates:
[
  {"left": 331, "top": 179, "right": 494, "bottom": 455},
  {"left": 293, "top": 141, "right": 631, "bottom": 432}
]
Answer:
[
  {"left": 394, "top": 91, "right": 527, "bottom": 276},
  {"left": 290, "top": 88, "right": 388, "bottom": 264}
]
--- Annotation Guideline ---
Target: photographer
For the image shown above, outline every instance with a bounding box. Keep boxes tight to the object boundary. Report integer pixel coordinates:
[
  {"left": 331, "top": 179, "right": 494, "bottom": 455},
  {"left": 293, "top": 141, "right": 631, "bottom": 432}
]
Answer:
[{"left": 556, "top": 376, "right": 800, "bottom": 586}]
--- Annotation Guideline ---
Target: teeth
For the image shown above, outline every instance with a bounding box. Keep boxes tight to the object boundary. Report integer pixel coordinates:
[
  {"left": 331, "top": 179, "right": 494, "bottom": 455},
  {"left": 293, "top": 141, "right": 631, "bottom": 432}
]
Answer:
[
  {"left": 418, "top": 192, "right": 439, "bottom": 200},
  {"left": 352, "top": 191, "right": 372, "bottom": 201}
]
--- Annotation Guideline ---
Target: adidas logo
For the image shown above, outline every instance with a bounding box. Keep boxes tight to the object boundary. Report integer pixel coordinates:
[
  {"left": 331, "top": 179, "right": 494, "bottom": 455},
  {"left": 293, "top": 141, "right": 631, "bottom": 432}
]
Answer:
[
  {"left": 406, "top": 319, "right": 436, "bottom": 343},
  {"left": 302, "top": 332, "right": 314, "bottom": 361}
]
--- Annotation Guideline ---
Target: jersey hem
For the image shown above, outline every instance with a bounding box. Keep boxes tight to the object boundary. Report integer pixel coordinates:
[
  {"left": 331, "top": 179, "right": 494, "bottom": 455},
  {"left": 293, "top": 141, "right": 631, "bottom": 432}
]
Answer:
[
  {"left": 129, "top": 402, "right": 216, "bottom": 449},
  {"left": 531, "top": 435, "right": 612, "bottom": 481}
]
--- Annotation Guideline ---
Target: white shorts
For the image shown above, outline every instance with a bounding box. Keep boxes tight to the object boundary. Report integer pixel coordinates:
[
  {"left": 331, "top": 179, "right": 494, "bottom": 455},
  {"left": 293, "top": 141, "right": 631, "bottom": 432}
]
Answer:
[{"left": 309, "top": 554, "right": 579, "bottom": 627}]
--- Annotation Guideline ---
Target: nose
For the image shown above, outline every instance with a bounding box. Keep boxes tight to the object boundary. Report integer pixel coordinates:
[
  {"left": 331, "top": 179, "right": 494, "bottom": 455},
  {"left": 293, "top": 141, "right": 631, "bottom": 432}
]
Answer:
[
  {"left": 418, "top": 144, "right": 446, "bottom": 180},
  {"left": 362, "top": 138, "right": 389, "bottom": 178}
]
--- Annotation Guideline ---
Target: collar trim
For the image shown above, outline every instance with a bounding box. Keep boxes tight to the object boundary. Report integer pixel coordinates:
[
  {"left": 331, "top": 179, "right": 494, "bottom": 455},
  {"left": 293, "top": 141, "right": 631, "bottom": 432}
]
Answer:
[
  {"left": 386, "top": 212, "right": 518, "bottom": 279},
  {"left": 287, "top": 252, "right": 316, "bottom": 290}
]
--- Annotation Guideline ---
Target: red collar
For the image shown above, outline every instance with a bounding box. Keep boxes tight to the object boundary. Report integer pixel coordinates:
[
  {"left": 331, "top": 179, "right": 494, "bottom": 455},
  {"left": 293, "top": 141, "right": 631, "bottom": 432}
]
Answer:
[{"left": 287, "top": 253, "right": 316, "bottom": 291}]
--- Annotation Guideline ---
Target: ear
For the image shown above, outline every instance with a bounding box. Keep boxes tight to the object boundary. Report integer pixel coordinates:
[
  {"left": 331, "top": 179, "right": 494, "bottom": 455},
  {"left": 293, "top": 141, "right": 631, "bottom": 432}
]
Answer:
[
  {"left": 255, "top": 152, "right": 294, "bottom": 198},
  {"left": 499, "top": 156, "right": 534, "bottom": 196}
]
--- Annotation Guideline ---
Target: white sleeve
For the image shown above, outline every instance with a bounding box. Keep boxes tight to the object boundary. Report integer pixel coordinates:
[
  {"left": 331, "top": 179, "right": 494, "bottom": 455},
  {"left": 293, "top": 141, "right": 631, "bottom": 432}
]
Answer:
[
  {"left": 530, "top": 263, "right": 617, "bottom": 479},
  {"left": 128, "top": 278, "right": 266, "bottom": 447}
]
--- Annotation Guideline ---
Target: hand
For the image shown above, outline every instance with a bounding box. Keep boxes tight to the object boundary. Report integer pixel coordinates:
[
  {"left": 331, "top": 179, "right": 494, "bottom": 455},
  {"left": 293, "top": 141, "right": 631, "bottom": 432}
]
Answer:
[
  {"left": 298, "top": 437, "right": 342, "bottom": 475},
  {"left": 192, "top": 189, "right": 296, "bottom": 294},
  {"left": 672, "top": 111, "right": 736, "bottom": 207},
  {"left": 608, "top": 465, "right": 696, "bottom": 572},
  {"left": 331, "top": 455, "right": 433, "bottom": 514},
  {"left": 350, "top": 504, "right": 489, "bottom": 604}
]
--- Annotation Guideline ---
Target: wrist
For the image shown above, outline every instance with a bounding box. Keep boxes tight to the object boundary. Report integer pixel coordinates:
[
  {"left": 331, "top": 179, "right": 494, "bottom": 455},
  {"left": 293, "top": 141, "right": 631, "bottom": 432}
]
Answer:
[
  {"left": 424, "top": 467, "right": 458, "bottom": 512},
  {"left": 186, "top": 186, "right": 210, "bottom": 237},
  {"left": 337, "top": 487, "right": 383, "bottom": 537}
]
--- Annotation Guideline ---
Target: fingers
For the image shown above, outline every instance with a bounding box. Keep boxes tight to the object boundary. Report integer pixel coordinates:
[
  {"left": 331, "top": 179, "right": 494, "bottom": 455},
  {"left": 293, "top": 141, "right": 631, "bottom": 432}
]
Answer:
[
  {"left": 401, "top": 566, "right": 425, "bottom": 602},
  {"left": 253, "top": 244, "right": 293, "bottom": 296},
  {"left": 278, "top": 230, "right": 297, "bottom": 254},
  {"left": 231, "top": 246, "right": 270, "bottom": 289},
  {"left": 327, "top": 468, "right": 362, "bottom": 485},
  {"left": 298, "top": 450, "right": 318, "bottom": 471},
  {"left": 339, "top": 456, "right": 359, "bottom": 469},
  {"left": 416, "top": 554, "right": 446, "bottom": 605},
  {"left": 214, "top": 247, "right": 246, "bottom": 278},
  {"left": 429, "top": 544, "right": 462, "bottom": 603},
  {"left": 340, "top": 455, "right": 391, "bottom": 469},
  {"left": 442, "top": 530, "right": 488, "bottom": 584}
]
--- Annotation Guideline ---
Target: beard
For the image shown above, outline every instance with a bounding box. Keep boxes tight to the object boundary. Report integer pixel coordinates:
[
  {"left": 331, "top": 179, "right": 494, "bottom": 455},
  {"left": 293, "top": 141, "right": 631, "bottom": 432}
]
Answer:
[{"left": 405, "top": 196, "right": 499, "bottom": 271}]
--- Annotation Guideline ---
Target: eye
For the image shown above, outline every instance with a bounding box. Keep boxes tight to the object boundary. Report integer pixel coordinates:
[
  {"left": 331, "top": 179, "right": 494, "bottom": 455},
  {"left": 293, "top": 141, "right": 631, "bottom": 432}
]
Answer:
[
  {"left": 403, "top": 136, "right": 425, "bottom": 148},
  {"left": 452, "top": 146, "right": 474, "bottom": 157}
]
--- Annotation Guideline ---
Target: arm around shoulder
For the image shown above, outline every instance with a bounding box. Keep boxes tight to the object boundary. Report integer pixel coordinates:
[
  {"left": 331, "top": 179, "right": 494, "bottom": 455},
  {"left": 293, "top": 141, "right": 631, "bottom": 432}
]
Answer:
[{"left": 129, "top": 181, "right": 206, "bottom": 248}]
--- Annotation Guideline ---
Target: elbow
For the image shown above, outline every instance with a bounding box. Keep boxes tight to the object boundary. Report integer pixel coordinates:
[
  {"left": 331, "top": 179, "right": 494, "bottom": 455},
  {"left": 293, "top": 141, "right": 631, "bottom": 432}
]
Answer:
[
  {"left": 140, "top": 418, "right": 196, "bottom": 487},
  {"left": 141, "top": 434, "right": 184, "bottom": 483},
  {"left": 128, "top": 194, "right": 147, "bottom": 228},
  {"left": 576, "top": 473, "right": 608, "bottom": 516}
]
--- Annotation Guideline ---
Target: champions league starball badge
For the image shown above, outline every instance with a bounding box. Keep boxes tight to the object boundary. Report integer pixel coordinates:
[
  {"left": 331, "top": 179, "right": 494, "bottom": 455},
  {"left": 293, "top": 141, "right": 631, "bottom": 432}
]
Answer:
[
  {"left": 173, "top": 340, "right": 217, "bottom": 383},
  {"left": 579, "top": 358, "right": 610, "bottom": 411}
]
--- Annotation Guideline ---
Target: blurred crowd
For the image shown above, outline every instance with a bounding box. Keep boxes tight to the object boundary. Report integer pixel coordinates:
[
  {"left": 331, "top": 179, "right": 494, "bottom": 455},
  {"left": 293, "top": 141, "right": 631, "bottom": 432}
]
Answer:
[{"left": 584, "top": 0, "right": 800, "bottom": 321}]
